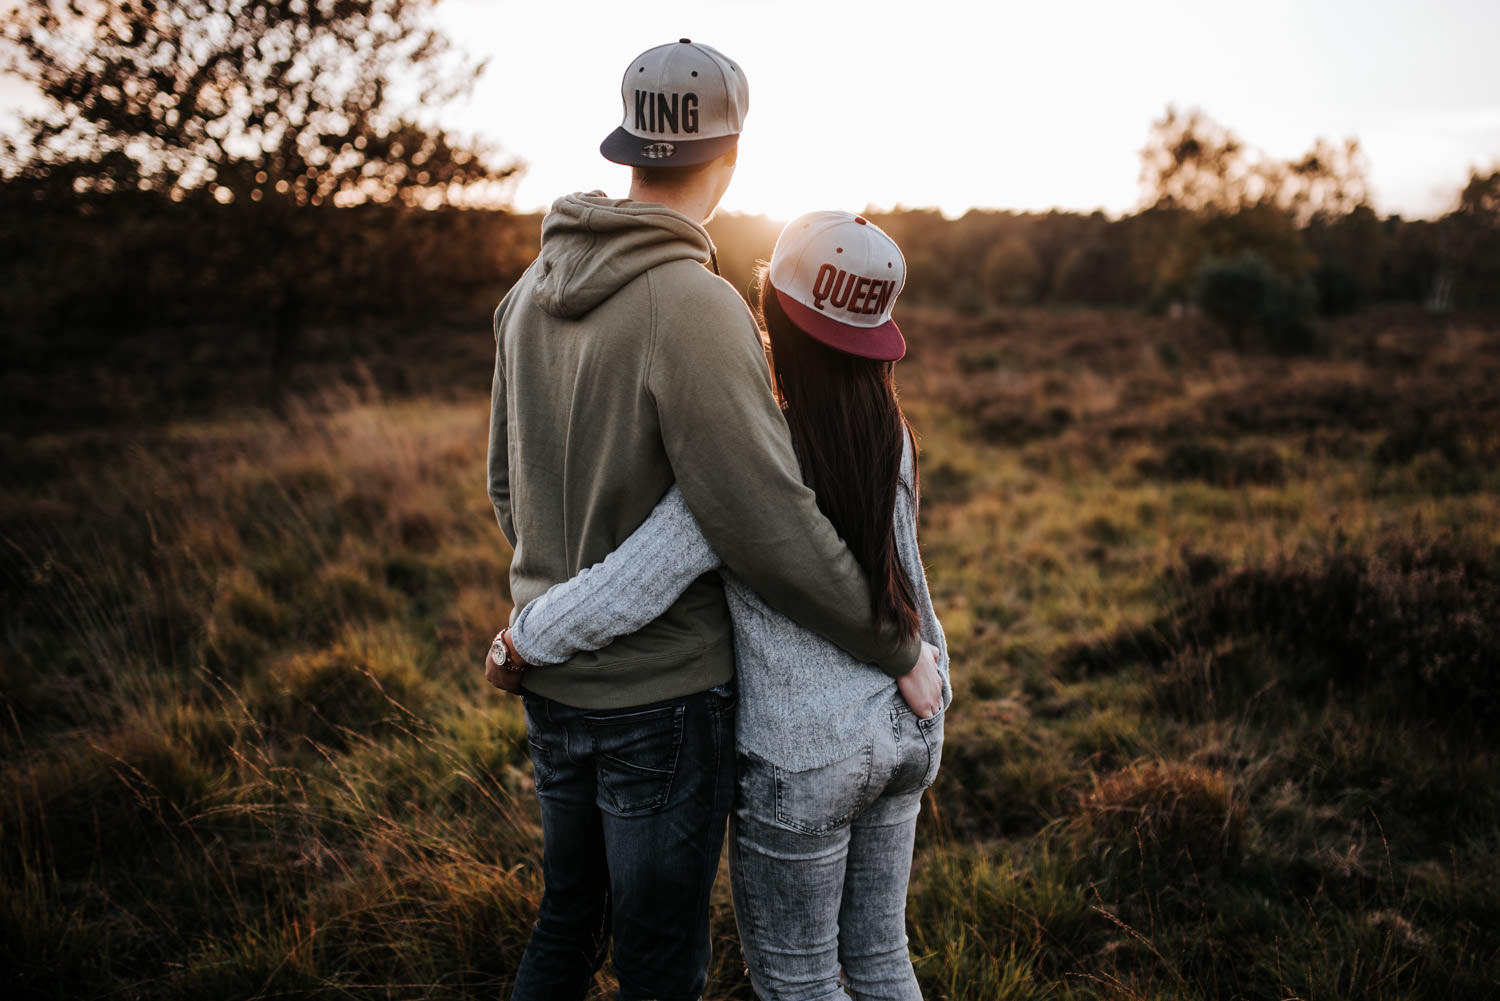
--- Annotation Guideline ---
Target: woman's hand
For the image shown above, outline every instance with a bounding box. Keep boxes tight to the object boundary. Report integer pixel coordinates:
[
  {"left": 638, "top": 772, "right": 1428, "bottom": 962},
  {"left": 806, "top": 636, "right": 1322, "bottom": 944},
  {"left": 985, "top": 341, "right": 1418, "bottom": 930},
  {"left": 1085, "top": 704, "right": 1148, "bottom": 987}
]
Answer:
[{"left": 897, "top": 641, "right": 943, "bottom": 718}]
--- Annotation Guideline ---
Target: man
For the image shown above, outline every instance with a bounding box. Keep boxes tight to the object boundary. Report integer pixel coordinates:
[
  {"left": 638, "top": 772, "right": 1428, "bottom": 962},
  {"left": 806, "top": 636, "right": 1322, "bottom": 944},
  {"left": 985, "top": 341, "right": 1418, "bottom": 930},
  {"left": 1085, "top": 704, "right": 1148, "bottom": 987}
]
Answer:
[{"left": 483, "top": 39, "right": 936, "bottom": 1001}]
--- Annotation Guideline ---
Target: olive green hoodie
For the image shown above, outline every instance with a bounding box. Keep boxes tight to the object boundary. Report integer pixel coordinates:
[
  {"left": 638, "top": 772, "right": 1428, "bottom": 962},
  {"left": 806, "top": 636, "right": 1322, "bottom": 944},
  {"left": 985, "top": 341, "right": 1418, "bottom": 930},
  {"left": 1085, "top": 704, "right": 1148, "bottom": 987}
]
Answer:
[{"left": 488, "top": 191, "right": 919, "bottom": 709}]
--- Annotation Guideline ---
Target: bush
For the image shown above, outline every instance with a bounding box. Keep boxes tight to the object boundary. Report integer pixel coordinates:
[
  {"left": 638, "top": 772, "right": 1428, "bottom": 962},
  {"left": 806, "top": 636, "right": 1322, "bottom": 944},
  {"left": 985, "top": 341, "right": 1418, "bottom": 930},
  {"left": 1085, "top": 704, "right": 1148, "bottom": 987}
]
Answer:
[
  {"left": 1194, "top": 250, "right": 1321, "bottom": 354},
  {"left": 981, "top": 236, "right": 1044, "bottom": 306},
  {"left": 0, "top": 728, "right": 214, "bottom": 878},
  {"left": 252, "top": 634, "right": 429, "bottom": 751},
  {"left": 1374, "top": 408, "right": 1469, "bottom": 467},
  {"left": 1311, "top": 261, "right": 1365, "bottom": 316}
]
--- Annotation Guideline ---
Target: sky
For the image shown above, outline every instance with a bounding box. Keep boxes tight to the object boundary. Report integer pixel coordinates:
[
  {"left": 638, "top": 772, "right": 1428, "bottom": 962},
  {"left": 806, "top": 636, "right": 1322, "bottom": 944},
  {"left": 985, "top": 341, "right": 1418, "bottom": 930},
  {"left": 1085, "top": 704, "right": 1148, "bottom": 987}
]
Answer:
[
  {"left": 431, "top": 0, "right": 1500, "bottom": 221},
  {"left": 0, "top": 0, "right": 1494, "bottom": 220}
]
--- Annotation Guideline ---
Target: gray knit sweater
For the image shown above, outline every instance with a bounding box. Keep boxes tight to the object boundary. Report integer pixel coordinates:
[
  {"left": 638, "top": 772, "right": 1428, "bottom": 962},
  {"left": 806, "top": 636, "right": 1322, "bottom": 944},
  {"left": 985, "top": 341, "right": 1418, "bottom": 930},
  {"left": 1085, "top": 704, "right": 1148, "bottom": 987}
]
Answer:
[{"left": 511, "top": 434, "right": 951, "bottom": 771}]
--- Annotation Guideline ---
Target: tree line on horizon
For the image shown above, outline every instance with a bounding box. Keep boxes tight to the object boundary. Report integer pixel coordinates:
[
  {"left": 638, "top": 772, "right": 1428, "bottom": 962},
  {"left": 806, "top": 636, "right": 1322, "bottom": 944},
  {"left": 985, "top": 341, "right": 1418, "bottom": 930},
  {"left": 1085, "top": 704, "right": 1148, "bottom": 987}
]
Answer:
[
  {"left": 2, "top": 1, "right": 1498, "bottom": 368},
  {"left": 859, "top": 107, "right": 1500, "bottom": 328}
]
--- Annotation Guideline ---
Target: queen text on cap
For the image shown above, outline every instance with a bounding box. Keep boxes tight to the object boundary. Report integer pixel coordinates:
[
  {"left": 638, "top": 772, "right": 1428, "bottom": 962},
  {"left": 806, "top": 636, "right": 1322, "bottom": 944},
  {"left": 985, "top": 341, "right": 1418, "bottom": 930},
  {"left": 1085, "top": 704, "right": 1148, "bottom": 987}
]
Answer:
[{"left": 768, "top": 211, "right": 907, "bottom": 362}]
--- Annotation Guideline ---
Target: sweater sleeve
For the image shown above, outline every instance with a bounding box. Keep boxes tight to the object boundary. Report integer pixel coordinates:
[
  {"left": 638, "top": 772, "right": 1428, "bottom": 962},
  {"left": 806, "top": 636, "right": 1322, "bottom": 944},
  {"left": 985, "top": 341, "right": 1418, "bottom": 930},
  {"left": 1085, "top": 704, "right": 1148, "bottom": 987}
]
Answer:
[
  {"left": 893, "top": 431, "right": 953, "bottom": 709},
  {"left": 646, "top": 273, "right": 921, "bottom": 678},
  {"left": 508, "top": 485, "right": 721, "bottom": 665}
]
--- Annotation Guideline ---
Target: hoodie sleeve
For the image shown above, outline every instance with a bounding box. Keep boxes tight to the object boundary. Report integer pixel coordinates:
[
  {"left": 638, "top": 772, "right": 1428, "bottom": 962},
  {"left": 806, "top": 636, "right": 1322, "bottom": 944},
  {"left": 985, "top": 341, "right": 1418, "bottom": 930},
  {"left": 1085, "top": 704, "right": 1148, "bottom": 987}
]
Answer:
[
  {"left": 488, "top": 297, "right": 516, "bottom": 548},
  {"left": 645, "top": 268, "right": 921, "bottom": 678}
]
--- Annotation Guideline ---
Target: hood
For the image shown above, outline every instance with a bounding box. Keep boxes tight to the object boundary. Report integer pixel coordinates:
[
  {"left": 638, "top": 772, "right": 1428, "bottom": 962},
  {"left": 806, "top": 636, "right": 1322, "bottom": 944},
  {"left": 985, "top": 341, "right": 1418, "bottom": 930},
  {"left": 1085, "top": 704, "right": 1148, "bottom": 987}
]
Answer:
[{"left": 531, "top": 191, "right": 716, "bottom": 319}]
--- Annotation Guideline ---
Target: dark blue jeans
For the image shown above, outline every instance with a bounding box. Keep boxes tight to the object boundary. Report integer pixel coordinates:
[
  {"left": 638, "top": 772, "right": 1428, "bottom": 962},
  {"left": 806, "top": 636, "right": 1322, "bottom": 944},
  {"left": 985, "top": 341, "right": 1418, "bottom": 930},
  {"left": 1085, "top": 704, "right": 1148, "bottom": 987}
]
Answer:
[{"left": 510, "top": 683, "right": 736, "bottom": 1001}]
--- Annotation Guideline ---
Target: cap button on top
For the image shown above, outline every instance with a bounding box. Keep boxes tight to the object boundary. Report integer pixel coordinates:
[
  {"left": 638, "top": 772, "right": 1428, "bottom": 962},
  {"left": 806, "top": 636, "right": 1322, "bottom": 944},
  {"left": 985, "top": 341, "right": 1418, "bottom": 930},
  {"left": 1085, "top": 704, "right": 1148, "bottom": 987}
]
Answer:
[
  {"left": 855, "top": 216, "right": 868, "bottom": 225},
  {"left": 680, "top": 37, "right": 692, "bottom": 43}
]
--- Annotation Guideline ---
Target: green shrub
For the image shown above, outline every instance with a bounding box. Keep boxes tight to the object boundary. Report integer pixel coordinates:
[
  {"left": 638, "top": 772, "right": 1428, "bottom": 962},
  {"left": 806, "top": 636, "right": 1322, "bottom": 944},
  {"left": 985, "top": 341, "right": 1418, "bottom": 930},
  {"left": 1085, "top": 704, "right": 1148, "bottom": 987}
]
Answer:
[{"left": 1194, "top": 250, "right": 1321, "bottom": 354}]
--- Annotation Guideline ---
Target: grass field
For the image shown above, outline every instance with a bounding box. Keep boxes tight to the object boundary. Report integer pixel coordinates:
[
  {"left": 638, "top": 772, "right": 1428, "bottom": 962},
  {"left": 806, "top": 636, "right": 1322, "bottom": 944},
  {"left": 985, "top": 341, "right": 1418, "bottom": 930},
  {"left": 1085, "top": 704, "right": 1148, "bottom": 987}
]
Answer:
[{"left": 3, "top": 303, "right": 1498, "bottom": 999}]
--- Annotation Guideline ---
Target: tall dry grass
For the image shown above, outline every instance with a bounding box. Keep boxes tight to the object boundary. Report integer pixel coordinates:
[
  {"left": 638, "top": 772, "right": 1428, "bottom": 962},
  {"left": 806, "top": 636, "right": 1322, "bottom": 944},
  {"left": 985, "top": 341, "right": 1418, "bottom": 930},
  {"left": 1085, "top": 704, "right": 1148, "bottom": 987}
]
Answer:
[
  {"left": 3, "top": 382, "right": 555, "bottom": 997},
  {"left": 4, "top": 305, "right": 1500, "bottom": 998}
]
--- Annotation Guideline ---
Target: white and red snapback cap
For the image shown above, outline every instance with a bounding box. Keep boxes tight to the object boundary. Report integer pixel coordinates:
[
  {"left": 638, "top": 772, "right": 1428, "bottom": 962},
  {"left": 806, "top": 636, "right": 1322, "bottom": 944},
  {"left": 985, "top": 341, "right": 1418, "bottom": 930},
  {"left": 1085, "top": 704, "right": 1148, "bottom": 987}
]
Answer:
[
  {"left": 600, "top": 39, "right": 748, "bottom": 167},
  {"left": 769, "top": 211, "right": 907, "bottom": 361}
]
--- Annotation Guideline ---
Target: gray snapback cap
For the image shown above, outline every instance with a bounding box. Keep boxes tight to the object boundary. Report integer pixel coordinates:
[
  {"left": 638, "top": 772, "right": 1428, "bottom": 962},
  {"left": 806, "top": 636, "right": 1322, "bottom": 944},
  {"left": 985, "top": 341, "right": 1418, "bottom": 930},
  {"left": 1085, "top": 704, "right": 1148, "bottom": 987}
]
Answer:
[{"left": 601, "top": 39, "right": 749, "bottom": 167}]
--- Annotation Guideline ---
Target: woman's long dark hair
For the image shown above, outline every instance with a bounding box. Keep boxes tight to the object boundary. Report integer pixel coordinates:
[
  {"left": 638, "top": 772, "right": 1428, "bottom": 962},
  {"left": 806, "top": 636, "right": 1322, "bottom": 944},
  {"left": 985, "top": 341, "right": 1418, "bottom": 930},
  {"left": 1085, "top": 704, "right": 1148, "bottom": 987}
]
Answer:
[{"left": 754, "top": 266, "right": 922, "bottom": 643}]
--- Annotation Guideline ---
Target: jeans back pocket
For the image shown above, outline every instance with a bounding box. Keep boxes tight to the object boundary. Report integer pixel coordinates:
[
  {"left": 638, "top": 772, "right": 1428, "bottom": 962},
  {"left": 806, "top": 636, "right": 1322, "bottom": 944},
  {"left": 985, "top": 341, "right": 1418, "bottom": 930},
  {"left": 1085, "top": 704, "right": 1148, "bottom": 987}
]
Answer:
[
  {"left": 770, "top": 744, "right": 875, "bottom": 836},
  {"left": 584, "top": 703, "right": 685, "bottom": 816}
]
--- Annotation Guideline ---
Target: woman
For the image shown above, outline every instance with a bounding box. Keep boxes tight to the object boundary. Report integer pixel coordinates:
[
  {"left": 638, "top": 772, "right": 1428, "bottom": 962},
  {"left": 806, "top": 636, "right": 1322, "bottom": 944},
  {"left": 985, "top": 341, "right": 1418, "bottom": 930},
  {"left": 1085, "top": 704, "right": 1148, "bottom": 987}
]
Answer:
[{"left": 501, "top": 210, "right": 949, "bottom": 1000}]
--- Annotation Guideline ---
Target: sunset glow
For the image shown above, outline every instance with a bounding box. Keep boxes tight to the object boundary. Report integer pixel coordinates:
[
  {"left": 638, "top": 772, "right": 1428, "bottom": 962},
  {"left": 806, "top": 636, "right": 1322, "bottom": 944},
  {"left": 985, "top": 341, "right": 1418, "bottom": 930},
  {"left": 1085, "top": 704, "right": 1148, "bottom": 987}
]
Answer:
[{"left": 434, "top": 0, "right": 1500, "bottom": 221}]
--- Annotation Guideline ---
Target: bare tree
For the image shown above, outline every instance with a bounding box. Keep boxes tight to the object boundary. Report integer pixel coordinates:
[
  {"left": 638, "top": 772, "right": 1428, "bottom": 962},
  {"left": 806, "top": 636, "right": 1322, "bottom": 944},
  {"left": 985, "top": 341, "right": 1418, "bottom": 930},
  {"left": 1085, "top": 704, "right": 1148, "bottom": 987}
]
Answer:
[
  {"left": 1138, "top": 106, "right": 1253, "bottom": 215},
  {"left": 1, "top": 0, "right": 521, "bottom": 380},
  {"left": 1136, "top": 105, "right": 1371, "bottom": 302},
  {"left": 1, "top": 0, "right": 515, "bottom": 204},
  {"left": 1139, "top": 105, "right": 1367, "bottom": 224}
]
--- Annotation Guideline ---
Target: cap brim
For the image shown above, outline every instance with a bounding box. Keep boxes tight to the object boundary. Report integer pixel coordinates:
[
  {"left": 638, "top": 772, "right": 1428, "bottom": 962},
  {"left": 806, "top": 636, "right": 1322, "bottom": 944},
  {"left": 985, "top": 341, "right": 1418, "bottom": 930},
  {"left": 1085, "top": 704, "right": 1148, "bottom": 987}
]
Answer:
[
  {"left": 600, "top": 127, "right": 739, "bottom": 167},
  {"left": 774, "top": 288, "right": 906, "bottom": 361}
]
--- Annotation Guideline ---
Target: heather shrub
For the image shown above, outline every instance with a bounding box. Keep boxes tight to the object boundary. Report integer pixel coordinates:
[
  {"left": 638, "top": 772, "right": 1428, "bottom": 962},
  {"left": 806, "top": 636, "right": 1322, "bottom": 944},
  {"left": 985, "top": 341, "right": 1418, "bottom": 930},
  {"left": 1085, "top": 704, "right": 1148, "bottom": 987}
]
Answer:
[
  {"left": 1137, "top": 439, "right": 1286, "bottom": 486},
  {"left": 1197, "top": 374, "right": 1391, "bottom": 436},
  {"left": 1066, "top": 531, "right": 1500, "bottom": 729},
  {"left": 1069, "top": 760, "right": 1248, "bottom": 892},
  {"left": 977, "top": 398, "right": 1075, "bottom": 445},
  {"left": 920, "top": 459, "right": 976, "bottom": 507}
]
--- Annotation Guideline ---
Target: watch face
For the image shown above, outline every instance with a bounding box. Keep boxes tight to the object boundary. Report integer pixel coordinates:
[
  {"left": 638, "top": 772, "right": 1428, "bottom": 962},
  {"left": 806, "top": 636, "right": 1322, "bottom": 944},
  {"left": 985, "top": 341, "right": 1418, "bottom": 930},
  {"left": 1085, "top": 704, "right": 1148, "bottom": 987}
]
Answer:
[{"left": 491, "top": 638, "right": 508, "bottom": 665}]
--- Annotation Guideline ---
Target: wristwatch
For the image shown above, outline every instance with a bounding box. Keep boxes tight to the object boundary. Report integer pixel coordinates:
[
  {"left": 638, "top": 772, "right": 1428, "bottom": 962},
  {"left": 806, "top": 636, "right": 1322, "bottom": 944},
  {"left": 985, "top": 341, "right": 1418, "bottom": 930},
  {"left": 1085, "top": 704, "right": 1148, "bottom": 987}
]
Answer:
[{"left": 490, "top": 628, "right": 528, "bottom": 673}]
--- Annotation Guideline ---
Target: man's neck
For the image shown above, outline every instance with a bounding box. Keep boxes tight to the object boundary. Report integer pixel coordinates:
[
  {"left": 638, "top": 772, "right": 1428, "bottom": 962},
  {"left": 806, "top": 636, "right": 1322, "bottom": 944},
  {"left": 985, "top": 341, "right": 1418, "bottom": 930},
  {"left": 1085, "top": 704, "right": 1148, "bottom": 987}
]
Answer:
[
  {"left": 627, "top": 180, "right": 718, "bottom": 225},
  {"left": 627, "top": 156, "right": 733, "bottom": 225}
]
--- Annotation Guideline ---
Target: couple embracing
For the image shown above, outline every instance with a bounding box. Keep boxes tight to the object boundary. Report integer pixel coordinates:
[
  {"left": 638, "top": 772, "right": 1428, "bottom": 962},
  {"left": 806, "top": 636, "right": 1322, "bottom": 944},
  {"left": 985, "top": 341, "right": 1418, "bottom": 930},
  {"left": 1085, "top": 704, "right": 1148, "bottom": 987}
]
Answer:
[{"left": 484, "top": 38, "right": 951, "bottom": 1001}]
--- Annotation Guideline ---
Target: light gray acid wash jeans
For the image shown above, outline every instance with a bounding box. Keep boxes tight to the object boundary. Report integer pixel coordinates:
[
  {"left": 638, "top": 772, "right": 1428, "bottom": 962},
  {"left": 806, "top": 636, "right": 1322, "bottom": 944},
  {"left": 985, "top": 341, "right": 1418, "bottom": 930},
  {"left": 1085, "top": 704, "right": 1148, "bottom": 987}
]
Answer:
[{"left": 730, "top": 695, "right": 944, "bottom": 1001}]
